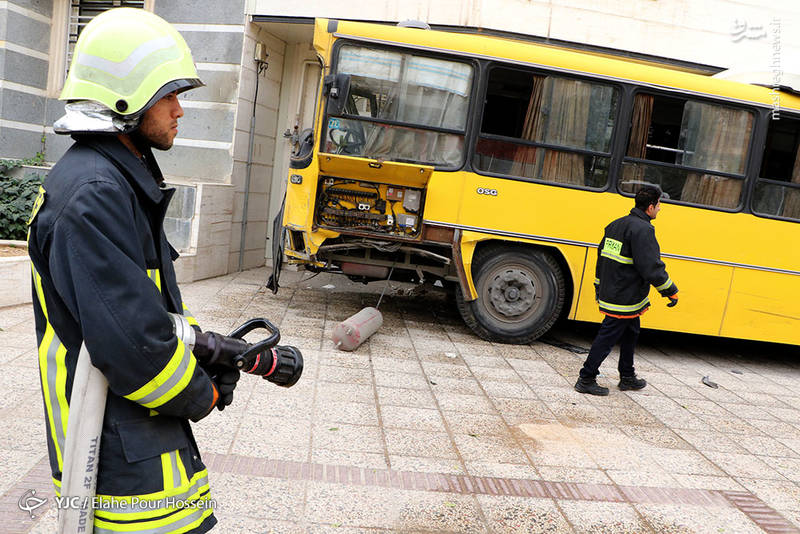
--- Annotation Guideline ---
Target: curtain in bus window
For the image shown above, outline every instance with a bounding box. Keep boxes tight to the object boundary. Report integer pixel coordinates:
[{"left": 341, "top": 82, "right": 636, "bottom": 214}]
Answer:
[
  {"left": 627, "top": 94, "right": 654, "bottom": 158},
  {"left": 540, "top": 78, "right": 590, "bottom": 185},
  {"left": 511, "top": 75, "right": 545, "bottom": 179},
  {"left": 679, "top": 102, "right": 752, "bottom": 208},
  {"left": 511, "top": 77, "right": 592, "bottom": 185},
  {"left": 624, "top": 94, "right": 655, "bottom": 190},
  {"left": 782, "top": 147, "right": 800, "bottom": 218}
]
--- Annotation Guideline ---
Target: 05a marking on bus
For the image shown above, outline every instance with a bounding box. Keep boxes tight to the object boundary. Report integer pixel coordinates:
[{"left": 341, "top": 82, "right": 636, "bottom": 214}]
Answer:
[{"left": 476, "top": 187, "right": 498, "bottom": 196}]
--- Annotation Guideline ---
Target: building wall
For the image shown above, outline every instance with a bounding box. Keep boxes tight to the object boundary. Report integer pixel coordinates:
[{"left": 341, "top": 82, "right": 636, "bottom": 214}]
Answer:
[
  {"left": 0, "top": 0, "right": 52, "bottom": 159},
  {"left": 153, "top": 0, "right": 247, "bottom": 281},
  {"left": 228, "top": 24, "right": 285, "bottom": 274},
  {"left": 246, "top": 0, "right": 800, "bottom": 73},
  {"left": 0, "top": 0, "right": 254, "bottom": 282}
]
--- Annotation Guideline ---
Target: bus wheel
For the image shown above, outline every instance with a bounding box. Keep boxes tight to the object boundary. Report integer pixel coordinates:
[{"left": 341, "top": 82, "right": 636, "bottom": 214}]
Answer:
[{"left": 456, "top": 246, "right": 565, "bottom": 344}]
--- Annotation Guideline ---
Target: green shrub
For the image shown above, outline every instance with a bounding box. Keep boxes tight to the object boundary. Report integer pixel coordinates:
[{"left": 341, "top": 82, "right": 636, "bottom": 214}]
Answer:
[{"left": 0, "top": 160, "right": 46, "bottom": 241}]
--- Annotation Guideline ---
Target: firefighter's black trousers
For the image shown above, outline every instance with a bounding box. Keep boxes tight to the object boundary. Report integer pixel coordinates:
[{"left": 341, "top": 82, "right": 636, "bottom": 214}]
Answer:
[{"left": 579, "top": 315, "right": 640, "bottom": 380}]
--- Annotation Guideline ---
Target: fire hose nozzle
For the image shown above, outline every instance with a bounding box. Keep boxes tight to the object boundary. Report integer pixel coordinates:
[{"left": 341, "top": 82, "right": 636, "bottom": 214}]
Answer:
[{"left": 170, "top": 313, "right": 303, "bottom": 387}]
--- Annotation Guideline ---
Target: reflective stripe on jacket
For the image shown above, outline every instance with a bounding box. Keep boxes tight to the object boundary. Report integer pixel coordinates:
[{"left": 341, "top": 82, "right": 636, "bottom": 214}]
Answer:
[
  {"left": 594, "top": 207, "right": 678, "bottom": 318},
  {"left": 27, "top": 135, "right": 217, "bottom": 534}
]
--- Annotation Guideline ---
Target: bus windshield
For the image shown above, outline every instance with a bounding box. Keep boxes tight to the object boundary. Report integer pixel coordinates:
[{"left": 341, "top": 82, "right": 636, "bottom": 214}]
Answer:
[{"left": 325, "top": 44, "right": 474, "bottom": 166}]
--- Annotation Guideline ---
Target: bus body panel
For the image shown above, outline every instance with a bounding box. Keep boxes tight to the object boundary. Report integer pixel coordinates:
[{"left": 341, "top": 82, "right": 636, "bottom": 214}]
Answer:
[
  {"left": 459, "top": 230, "right": 588, "bottom": 315},
  {"left": 575, "top": 255, "right": 735, "bottom": 337},
  {"left": 722, "top": 269, "right": 800, "bottom": 345},
  {"left": 425, "top": 170, "right": 468, "bottom": 229},
  {"left": 276, "top": 17, "right": 800, "bottom": 346}
]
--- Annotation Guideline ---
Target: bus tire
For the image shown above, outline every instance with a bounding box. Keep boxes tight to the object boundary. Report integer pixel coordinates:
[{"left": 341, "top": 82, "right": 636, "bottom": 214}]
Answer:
[{"left": 456, "top": 246, "right": 565, "bottom": 344}]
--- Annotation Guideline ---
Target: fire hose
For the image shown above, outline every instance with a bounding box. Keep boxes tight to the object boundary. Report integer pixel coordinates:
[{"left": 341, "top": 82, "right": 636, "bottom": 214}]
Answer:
[{"left": 57, "top": 314, "right": 303, "bottom": 533}]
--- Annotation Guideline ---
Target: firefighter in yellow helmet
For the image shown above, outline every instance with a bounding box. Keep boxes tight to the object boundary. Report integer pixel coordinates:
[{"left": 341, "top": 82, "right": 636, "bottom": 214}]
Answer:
[{"left": 29, "top": 8, "right": 236, "bottom": 533}]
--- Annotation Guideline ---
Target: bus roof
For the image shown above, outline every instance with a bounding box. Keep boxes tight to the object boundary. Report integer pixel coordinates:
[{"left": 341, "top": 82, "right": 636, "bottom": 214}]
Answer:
[{"left": 324, "top": 18, "right": 800, "bottom": 113}]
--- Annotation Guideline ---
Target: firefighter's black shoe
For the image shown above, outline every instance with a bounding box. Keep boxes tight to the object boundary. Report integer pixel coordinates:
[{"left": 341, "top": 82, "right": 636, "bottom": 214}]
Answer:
[
  {"left": 574, "top": 378, "right": 609, "bottom": 396},
  {"left": 618, "top": 375, "right": 647, "bottom": 391}
]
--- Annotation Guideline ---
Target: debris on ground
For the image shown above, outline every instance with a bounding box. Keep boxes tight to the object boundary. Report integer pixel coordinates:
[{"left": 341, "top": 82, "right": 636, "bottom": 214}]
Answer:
[
  {"left": 701, "top": 375, "right": 719, "bottom": 388},
  {"left": 540, "top": 337, "right": 590, "bottom": 354}
]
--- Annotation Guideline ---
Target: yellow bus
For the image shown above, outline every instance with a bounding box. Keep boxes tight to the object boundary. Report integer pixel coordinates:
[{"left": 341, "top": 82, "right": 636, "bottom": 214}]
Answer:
[{"left": 268, "top": 18, "right": 800, "bottom": 346}]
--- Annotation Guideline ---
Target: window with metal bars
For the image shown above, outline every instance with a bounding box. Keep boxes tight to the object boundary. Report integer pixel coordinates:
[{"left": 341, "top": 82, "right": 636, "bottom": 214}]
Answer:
[{"left": 65, "top": 0, "right": 145, "bottom": 79}]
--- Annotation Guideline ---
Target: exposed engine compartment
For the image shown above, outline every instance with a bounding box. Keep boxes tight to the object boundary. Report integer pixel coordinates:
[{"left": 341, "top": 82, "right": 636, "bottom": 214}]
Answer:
[{"left": 315, "top": 176, "right": 424, "bottom": 238}]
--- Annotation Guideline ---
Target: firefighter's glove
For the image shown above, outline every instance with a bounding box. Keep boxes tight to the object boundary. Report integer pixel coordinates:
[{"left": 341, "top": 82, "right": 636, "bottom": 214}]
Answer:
[
  {"left": 666, "top": 296, "right": 678, "bottom": 308},
  {"left": 209, "top": 365, "right": 241, "bottom": 411}
]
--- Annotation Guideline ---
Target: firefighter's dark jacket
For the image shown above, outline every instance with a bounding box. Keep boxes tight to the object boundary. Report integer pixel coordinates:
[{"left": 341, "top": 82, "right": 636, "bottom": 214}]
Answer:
[
  {"left": 594, "top": 207, "right": 678, "bottom": 317},
  {"left": 27, "top": 135, "right": 217, "bottom": 533}
]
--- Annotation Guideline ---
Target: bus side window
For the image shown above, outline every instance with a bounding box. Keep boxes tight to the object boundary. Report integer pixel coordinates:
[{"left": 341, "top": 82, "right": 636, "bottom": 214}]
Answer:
[
  {"left": 473, "top": 66, "right": 617, "bottom": 189},
  {"left": 621, "top": 93, "right": 753, "bottom": 210},
  {"left": 753, "top": 115, "right": 800, "bottom": 221}
]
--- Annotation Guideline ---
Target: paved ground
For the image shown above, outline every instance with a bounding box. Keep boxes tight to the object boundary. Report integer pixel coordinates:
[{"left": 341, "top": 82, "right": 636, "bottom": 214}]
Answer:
[{"left": 2, "top": 266, "right": 800, "bottom": 533}]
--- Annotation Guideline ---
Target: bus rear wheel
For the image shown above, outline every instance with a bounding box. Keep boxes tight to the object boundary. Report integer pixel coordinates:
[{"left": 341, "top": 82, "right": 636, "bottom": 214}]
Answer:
[{"left": 456, "top": 246, "right": 565, "bottom": 344}]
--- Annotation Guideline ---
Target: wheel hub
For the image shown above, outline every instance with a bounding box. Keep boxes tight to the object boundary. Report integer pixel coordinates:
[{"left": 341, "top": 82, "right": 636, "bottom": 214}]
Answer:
[{"left": 488, "top": 269, "right": 535, "bottom": 318}]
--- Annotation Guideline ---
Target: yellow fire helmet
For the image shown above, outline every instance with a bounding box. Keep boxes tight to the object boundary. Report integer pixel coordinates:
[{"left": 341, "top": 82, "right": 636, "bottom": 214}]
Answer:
[{"left": 60, "top": 7, "right": 203, "bottom": 119}]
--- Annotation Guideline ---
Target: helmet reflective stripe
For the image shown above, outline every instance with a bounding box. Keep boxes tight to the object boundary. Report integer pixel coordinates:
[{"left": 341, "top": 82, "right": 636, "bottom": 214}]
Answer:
[
  {"left": 76, "top": 35, "right": 176, "bottom": 79},
  {"left": 72, "top": 44, "right": 181, "bottom": 105},
  {"left": 60, "top": 8, "right": 202, "bottom": 118}
]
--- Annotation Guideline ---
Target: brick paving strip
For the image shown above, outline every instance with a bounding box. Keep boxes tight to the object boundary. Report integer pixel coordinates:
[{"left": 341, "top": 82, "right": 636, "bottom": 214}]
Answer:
[{"left": 4, "top": 455, "right": 799, "bottom": 533}]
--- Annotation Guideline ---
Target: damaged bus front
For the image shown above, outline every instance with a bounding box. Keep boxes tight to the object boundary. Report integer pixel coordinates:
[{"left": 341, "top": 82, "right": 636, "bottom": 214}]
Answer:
[{"left": 269, "top": 18, "right": 473, "bottom": 299}]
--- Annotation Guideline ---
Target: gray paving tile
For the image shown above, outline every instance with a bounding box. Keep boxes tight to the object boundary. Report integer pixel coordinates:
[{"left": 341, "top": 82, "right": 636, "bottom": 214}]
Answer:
[
  {"left": 559, "top": 500, "right": 648, "bottom": 534},
  {"left": 735, "top": 434, "right": 800, "bottom": 458},
  {"left": 376, "top": 386, "right": 435, "bottom": 408},
  {"left": 371, "top": 356, "right": 423, "bottom": 374},
  {"left": 381, "top": 405, "right": 445, "bottom": 432},
  {"left": 305, "top": 482, "right": 486, "bottom": 532},
  {"left": 618, "top": 425, "right": 692, "bottom": 450},
  {"left": 312, "top": 422, "right": 384, "bottom": 454},
  {"left": 442, "top": 411, "right": 512, "bottom": 437},
  {"left": 674, "top": 429, "right": 747, "bottom": 454},
  {"left": 433, "top": 392, "right": 496, "bottom": 414},
  {"left": 316, "top": 382, "right": 375, "bottom": 404},
  {"left": 421, "top": 360, "right": 472, "bottom": 378},
  {"left": 211, "top": 472, "right": 305, "bottom": 520},
  {"left": 374, "top": 369, "right": 430, "bottom": 390},
  {"left": 427, "top": 376, "right": 483, "bottom": 395},
  {"left": 453, "top": 433, "right": 528, "bottom": 464},
  {"left": 232, "top": 416, "right": 312, "bottom": 460},
  {"left": 480, "top": 380, "right": 537, "bottom": 399},
  {"left": 635, "top": 503, "right": 763, "bottom": 534},
  {"left": 462, "top": 354, "right": 512, "bottom": 369},
  {"left": 384, "top": 428, "right": 457, "bottom": 459},
  {"left": 0, "top": 450, "right": 42, "bottom": 496},
  {"left": 704, "top": 451, "right": 785, "bottom": 479},
  {"left": 476, "top": 495, "right": 572, "bottom": 533},
  {"left": 317, "top": 400, "right": 380, "bottom": 426},
  {"left": 649, "top": 448, "right": 725, "bottom": 476}
]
